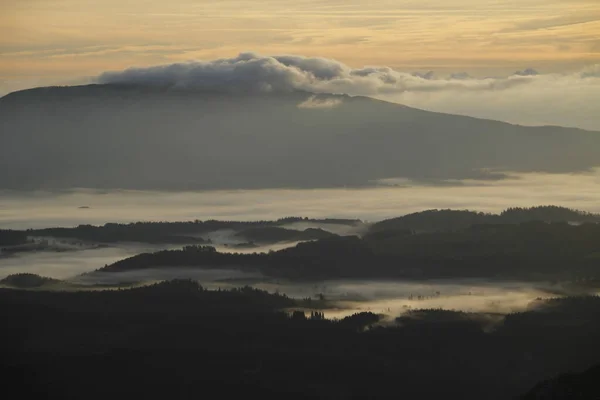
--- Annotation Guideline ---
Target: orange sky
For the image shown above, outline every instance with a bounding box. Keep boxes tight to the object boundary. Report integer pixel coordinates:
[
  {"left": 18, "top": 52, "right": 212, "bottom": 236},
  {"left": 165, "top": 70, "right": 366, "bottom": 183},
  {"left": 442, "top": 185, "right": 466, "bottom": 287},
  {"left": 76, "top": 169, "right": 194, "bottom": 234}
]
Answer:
[{"left": 1, "top": 0, "right": 599, "bottom": 94}]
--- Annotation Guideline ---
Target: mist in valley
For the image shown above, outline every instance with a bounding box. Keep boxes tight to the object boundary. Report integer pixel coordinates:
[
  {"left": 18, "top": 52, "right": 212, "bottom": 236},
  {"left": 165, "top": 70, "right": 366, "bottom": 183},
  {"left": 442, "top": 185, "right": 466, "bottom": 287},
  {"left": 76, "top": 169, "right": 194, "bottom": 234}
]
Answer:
[
  {"left": 1, "top": 237, "right": 585, "bottom": 321},
  {"left": 0, "top": 244, "right": 177, "bottom": 280},
  {"left": 2, "top": 168, "right": 600, "bottom": 229},
  {"left": 0, "top": 232, "right": 306, "bottom": 280},
  {"left": 235, "top": 278, "right": 561, "bottom": 319},
  {"left": 2, "top": 169, "right": 599, "bottom": 322}
]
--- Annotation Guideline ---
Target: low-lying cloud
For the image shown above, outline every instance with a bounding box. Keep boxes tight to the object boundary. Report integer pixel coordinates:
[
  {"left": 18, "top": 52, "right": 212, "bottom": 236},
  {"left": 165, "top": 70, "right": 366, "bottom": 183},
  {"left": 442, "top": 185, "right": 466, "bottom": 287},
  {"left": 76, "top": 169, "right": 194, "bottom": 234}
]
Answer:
[
  {"left": 98, "top": 52, "right": 548, "bottom": 95},
  {"left": 297, "top": 95, "right": 342, "bottom": 109},
  {"left": 2, "top": 168, "right": 600, "bottom": 230},
  {"left": 0, "top": 246, "right": 149, "bottom": 280},
  {"left": 97, "top": 52, "right": 600, "bottom": 130}
]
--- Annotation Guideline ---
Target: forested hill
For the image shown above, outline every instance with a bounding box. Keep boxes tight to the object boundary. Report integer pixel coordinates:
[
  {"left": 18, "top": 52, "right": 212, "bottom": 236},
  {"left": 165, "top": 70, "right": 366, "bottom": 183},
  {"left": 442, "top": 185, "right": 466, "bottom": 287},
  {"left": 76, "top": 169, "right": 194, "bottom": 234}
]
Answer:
[
  {"left": 18, "top": 217, "right": 361, "bottom": 245},
  {"left": 3, "top": 282, "right": 600, "bottom": 399},
  {"left": 370, "top": 205, "right": 600, "bottom": 233},
  {"left": 5, "top": 206, "right": 597, "bottom": 248},
  {"left": 99, "top": 221, "right": 600, "bottom": 281}
]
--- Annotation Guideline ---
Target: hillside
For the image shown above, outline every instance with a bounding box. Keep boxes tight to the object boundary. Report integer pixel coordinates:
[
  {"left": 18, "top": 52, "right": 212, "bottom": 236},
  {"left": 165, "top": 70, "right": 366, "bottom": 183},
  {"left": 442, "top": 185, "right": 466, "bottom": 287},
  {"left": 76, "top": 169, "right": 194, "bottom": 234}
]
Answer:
[
  {"left": 3, "top": 285, "right": 600, "bottom": 400},
  {"left": 98, "top": 222, "right": 600, "bottom": 282},
  {"left": 1, "top": 84, "right": 599, "bottom": 190},
  {"left": 370, "top": 206, "right": 600, "bottom": 233}
]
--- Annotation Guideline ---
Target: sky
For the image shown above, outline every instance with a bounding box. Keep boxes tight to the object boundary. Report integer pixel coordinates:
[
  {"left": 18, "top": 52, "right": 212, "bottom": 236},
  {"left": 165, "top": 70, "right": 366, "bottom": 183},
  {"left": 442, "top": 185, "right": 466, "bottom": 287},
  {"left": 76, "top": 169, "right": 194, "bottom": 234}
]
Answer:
[
  {"left": 2, "top": 0, "right": 599, "bottom": 89},
  {"left": 1, "top": 0, "right": 600, "bottom": 128}
]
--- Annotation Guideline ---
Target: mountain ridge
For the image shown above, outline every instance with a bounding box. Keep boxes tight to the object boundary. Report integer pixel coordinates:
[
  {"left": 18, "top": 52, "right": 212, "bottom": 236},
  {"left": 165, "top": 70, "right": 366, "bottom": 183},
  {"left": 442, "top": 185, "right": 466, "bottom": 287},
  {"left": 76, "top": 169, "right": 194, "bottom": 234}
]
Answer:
[
  {"left": 3, "top": 83, "right": 595, "bottom": 132},
  {"left": 2, "top": 84, "right": 599, "bottom": 191}
]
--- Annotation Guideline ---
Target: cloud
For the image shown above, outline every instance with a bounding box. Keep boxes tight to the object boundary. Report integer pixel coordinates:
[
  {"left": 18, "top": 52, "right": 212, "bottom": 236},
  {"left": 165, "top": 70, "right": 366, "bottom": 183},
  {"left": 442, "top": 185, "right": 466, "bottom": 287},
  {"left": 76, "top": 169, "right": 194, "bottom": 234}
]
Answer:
[
  {"left": 97, "top": 52, "right": 600, "bottom": 130},
  {"left": 98, "top": 52, "right": 542, "bottom": 95},
  {"left": 297, "top": 95, "right": 342, "bottom": 109},
  {"left": 412, "top": 71, "right": 435, "bottom": 80},
  {"left": 98, "top": 52, "right": 338, "bottom": 93},
  {"left": 514, "top": 68, "right": 539, "bottom": 76},
  {"left": 449, "top": 72, "right": 471, "bottom": 80},
  {"left": 0, "top": 246, "right": 153, "bottom": 280},
  {"left": 581, "top": 64, "right": 600, "bottom": 78},
  {"left": 503, "top": 13, "right": 600, "bottom": 33}
]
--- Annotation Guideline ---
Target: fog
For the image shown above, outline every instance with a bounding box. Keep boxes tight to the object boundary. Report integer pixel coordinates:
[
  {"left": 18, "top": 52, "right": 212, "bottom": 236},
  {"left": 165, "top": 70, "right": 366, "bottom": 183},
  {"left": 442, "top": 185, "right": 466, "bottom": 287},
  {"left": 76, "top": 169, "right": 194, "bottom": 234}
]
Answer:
[
  {"left": 0, "top": 238, "right": 311, "bottom": 281},
  {"left": 2, "top": 167, "right": 598, "bottom": 313},
  {"left": 234, "top": 278, "right": 581, "bottom": 319},
  {"left": 1, "top": 169, "right": 600, "bottom": 229},
  {"left": 316, "top": 281, "right": 550, "bottom": 319},
  {"left": 0, "top": 232, "right": 560, "bottom": 319},
  {"left": 2, "top": 168, "right": 599, "bottom": 320},
  {"left": 65, "top": 267, "right": 557, "bottom": 318},
  {"left": 0, "top": 246, "right": 156, "bottom": 280}
]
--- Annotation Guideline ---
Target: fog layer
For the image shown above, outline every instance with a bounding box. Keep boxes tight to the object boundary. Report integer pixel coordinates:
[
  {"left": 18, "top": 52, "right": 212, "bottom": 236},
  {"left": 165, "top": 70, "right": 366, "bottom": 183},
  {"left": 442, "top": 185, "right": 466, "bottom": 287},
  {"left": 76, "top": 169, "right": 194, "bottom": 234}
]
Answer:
[{"left": 2, "top": 169, "right": 600, "bottom": 229}]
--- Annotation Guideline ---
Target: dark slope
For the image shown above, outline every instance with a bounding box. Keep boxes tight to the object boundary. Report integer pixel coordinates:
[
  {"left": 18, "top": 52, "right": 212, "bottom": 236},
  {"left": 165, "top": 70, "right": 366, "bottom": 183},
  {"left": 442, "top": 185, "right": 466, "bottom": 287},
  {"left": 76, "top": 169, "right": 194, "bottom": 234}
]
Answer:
[
  {"left": 3, "top": 285, "right": 600, "bottom": 400},
  {"left": 370, "top": 206, "right": 600, "bottom": 233},
  {"left": 1, "top": 84, "right": 599, "bottom": 190},
  {"left": 98, "top": 222, "right": 600, "bottom": 281},
  {"left": 521, "top": 364, "right": 600, "bottom": 399}
]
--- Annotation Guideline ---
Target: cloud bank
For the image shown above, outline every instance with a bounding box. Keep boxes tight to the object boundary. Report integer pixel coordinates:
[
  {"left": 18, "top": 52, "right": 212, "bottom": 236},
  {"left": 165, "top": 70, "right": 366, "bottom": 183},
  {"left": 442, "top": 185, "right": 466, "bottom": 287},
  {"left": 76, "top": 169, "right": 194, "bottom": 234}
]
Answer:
[
  {"left": 2, "top": 168, "right": 600, "bottom": 230},
  {"left": 98, "top": 53, "right": 600, "bottom": 130},
  {"left": 98, "top": 52, "right": 545, "bottom": 94}
]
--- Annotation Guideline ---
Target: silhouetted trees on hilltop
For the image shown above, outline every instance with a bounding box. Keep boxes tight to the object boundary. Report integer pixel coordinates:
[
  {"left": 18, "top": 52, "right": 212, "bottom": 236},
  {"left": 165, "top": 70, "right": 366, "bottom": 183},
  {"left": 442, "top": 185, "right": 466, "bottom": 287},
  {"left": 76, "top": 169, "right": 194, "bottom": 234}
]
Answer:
[
  {"left": 370, "top": 206, "right": 600, "bottom": 233},
  {"left": 99, "top": 221, "right": 600, "bottom": 281},
  {"left": 0, "top": 229, "right": 28, "bottom": 246}
]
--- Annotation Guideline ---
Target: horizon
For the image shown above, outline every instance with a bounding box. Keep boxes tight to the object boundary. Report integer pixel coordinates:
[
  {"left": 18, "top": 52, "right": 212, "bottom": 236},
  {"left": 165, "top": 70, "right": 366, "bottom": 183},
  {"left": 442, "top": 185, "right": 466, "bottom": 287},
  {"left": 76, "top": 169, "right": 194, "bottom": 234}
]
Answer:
[{"left": 2, "top": 1, "right": 600, "bottom": 130}]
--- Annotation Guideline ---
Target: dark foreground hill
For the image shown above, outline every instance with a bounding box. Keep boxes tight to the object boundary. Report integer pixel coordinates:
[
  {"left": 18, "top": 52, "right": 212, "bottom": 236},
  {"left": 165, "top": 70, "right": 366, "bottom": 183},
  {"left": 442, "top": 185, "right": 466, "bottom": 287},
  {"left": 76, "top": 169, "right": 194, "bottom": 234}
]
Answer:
[
  {"left": 1, "top": 84, "right": 599, "bottom": 190},
  {"left": 521, "top": 363, "right": 600, "bottom": 399},
  {"left": 2, "top": 283, "right": 600, "bottom": 399}
]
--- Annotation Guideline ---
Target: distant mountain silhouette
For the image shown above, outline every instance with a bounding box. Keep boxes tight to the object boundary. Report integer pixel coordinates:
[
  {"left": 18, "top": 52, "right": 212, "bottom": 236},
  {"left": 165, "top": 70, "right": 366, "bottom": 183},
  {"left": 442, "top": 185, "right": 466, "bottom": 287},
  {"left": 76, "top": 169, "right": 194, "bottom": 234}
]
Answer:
[{"left": 1, "top": 84, "right": 599, "bottom": 190}]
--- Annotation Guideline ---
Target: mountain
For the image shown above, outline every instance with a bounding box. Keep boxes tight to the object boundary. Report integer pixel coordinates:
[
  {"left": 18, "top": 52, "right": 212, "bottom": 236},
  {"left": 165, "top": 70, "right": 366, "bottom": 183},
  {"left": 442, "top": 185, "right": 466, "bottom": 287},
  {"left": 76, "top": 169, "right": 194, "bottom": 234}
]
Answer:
[{"left": 1, "top": 84, "right": 599, "bottom": 190}]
